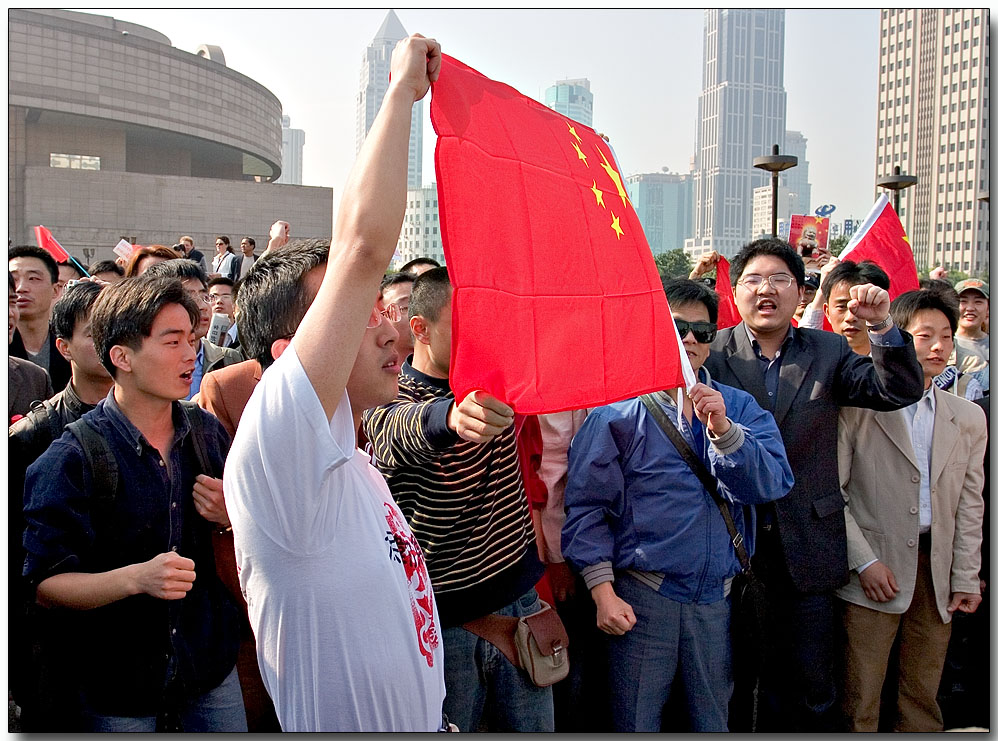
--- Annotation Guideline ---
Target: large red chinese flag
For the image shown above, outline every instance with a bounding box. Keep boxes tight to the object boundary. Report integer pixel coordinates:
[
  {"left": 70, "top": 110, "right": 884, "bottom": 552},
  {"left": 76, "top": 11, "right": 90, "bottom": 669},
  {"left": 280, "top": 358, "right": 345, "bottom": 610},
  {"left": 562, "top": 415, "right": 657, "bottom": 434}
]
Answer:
[
  {"left": 714, "top": 257, "right": 740, "bottom": 329},
  {"left": 839, "top": 194, "right": 919, "bottom": 299},
  {"left": 431, "top": 55, "right": 685, "bottom": 414},
  {"left": 33, "top": 225, "right": 70, "bottom": 263}
]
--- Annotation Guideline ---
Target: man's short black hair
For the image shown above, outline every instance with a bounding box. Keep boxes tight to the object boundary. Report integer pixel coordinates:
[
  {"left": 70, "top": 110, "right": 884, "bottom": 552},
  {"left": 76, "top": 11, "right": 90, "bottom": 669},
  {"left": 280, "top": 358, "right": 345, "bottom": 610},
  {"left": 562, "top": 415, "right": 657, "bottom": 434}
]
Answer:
[
  {"left": 235, "top": 239, "right": 330, "bottom": 368},
  {"left": 241, "top": 237, "right": 256, "bottom": 248},
  {"left": 52, "top": 281, "right": 104, "bottom": 340},
  {"left": 892, "top": 288, "right": 959, "bottom": 335},
  {"left": 60, "top": 260, "right": 86, "bottom": 281},
  {"left": 408, "top": 267, "right": 451, "bottom": 322},
  {"left": 381, "top": 272, "right": 416, "bottom": 293},
  {"left": 9, "top": 245, "right": 59, "bottom": 284},
  {"left": 663, "top": 278, "right": 720, "bottom": 324},
  {"left": 89, "top": 259, "right": 124, "bottom": 277},
  {"left": 919, "top": 278, "right": 960, "bottom": 306},
  {"left": 144, "top": 258, "right": 209, "bottom": 291},
  {"left": 820, "top": 260, "right": 890, "bottom": 299},
  {"left": 400, "top": 256, "right": 441, "bottom": 274},
  {"left": 729, "top": 238, "right": 805, "bottom": 289},
  {"left": 90, "top": 276, "right": 200, "bottom": 378},
  {"left": 208, "top": 276, "right": 234, "bottom": 290}
]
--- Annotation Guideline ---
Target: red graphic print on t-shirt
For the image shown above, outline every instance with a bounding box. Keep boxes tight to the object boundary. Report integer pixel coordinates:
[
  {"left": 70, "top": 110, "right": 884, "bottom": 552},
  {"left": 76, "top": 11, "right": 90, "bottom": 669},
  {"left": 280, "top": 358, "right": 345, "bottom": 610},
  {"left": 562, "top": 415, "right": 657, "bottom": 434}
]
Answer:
[{"left": 383, "top": 502, "right": 440, "bottom": 668}]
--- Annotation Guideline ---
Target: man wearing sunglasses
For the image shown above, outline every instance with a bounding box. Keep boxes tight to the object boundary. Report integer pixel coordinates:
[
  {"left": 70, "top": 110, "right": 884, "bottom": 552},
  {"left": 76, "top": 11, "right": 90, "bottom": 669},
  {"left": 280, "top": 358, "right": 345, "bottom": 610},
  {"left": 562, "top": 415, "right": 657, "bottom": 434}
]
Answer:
[
  {"left": 562, "top": 279, "right": 794, "bottom": 732},
  {"left": 703, "top": 238, "right": 924, "bottom": 732}
]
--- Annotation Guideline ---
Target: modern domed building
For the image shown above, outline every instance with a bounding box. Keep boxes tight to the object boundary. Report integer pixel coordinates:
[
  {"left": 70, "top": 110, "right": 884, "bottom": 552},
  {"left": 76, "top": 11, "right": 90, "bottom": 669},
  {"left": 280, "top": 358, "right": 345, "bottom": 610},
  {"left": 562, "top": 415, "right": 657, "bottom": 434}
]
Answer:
[{"left": 8, "top": 9, "right": 333, "bottom": 262}]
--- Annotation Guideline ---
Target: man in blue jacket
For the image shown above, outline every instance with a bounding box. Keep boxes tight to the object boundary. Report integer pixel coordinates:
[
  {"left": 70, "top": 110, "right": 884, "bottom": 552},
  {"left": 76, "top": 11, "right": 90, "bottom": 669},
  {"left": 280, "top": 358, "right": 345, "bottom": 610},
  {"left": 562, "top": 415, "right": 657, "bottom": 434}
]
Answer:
[{"left": 562, "top": 279, "right": 794, "bottom": 732}]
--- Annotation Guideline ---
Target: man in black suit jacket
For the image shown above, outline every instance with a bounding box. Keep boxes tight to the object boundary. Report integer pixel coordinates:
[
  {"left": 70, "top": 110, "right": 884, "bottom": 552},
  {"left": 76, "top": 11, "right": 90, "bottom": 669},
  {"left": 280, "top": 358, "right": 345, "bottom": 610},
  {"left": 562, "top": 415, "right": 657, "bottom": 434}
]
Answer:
[{"left": 703, "top": 239, "right": 923, "bottom": 732}]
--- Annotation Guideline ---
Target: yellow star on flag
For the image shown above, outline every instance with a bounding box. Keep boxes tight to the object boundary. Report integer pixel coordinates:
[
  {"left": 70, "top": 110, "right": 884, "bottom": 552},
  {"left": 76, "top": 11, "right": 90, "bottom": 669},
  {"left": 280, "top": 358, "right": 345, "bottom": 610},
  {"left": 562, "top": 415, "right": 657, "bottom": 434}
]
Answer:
[
  {"left": 596, "top": 145, "right": 630, "bottom": 209},
  {"left": 572, "top": 141, "right": 589, "bottom": 168},
  {"left": 610, "top": 212, "right": 624, "bottom": 240},
  {"left": 591, "top": 181, "right": 605, "bottom": 208},
  {"left": 567, "top": 123, "right": 583, "bottom": 145}
]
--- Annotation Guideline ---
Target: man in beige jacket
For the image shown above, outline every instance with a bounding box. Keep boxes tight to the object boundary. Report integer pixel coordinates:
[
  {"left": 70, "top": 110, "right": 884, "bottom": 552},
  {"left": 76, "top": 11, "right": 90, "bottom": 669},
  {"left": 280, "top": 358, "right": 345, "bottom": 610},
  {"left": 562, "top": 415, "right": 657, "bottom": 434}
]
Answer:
[{"left": 836, "top": 288, "right": 986, "bottom": 732}]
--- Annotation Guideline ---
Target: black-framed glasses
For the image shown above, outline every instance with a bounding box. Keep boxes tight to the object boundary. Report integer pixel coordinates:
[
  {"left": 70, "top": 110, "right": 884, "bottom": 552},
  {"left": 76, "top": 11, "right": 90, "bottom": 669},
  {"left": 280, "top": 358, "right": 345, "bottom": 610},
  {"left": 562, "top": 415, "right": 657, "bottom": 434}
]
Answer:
[{"left": 675, "top": 319, "right": 717, "bottom": 344}]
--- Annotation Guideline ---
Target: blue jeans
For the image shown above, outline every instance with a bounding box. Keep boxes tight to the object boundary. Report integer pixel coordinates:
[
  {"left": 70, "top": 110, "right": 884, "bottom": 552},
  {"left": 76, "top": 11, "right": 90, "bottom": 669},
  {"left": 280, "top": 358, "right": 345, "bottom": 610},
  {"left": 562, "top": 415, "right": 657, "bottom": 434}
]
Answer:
[
  {"left": 83, "top": 665, "right": 247, "bottom": 732},
  {"left": 608, "top": 572, "right": 732, "bottom": 732},
  {"left": 441, "top": 588, "right": 555, "bottom": 732}
]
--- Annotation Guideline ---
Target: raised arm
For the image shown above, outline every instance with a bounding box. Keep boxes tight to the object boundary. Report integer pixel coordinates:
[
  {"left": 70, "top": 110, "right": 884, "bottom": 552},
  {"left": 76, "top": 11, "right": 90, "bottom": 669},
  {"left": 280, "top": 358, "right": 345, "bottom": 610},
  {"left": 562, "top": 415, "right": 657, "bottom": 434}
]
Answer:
[{"left": 293, "top": 35, "right": 440, "bottom": 419}]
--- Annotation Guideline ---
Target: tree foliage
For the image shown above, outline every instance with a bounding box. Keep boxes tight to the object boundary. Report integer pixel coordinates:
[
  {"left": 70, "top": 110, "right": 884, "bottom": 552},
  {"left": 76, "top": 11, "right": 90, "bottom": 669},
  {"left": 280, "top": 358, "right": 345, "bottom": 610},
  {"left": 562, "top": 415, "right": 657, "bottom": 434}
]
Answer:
[
  {"left": 654, "top": 249, "right": 692, "bottom": 281},
  {"left": 828, "top": 235, "right": 849, "bottom": 257}
]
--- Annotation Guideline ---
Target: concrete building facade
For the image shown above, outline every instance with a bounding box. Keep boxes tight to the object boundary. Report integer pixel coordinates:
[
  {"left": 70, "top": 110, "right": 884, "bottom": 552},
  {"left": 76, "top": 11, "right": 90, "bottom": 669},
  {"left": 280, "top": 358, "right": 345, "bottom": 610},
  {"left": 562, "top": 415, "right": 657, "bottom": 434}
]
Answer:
[
  {"left": 394, "top": 183, "right": 444, "bottom": 270},
  {"left": 8, "top": 9, "right": 333, "bottom": 263},
  {"left": 544, "top": 78, "right": 594, "bottom": 127},
  {"left": 356, "top": 10, "right": 422, "bottom": 190},
  {"left": 626, "top": 171, "right": 693, "bottom": 255},
  {"left": 876, "top": 8, "right": 989, "bottom": 274},
  {"left": 276, "top": 114, "right": 305, "bottom": 185},
  {"left": 685, "top": 9, "right": 788, "bottom": 259},
  {"left": 751, "top": 183, "right": 792, "bottom": 240}
]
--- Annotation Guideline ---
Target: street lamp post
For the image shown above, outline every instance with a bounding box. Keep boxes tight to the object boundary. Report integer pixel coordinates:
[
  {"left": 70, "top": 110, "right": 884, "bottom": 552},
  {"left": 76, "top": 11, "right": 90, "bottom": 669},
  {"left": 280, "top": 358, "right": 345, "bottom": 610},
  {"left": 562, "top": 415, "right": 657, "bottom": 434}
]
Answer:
[
  {"left": 876, "top": 165, "right": 918, "bottom": 214},
  {"left": 753, "top": 144, "right": 798, "bottom": 239}
]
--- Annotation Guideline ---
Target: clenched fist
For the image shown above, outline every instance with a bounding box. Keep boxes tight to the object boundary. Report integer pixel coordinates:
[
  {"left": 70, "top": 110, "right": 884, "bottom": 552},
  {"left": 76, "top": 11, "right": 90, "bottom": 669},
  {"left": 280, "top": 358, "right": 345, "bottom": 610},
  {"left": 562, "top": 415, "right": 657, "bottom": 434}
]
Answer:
[{"left": 132, "top": 551, "right": 196, "bottom": 600}]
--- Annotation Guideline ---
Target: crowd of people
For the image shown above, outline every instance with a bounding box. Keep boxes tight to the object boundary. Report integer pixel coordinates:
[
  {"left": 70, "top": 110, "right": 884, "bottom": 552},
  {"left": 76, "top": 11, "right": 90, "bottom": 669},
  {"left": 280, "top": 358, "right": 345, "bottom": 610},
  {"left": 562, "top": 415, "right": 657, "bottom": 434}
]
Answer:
[{"left": 8, "top": 35, "right": 990, "bottom": 733}]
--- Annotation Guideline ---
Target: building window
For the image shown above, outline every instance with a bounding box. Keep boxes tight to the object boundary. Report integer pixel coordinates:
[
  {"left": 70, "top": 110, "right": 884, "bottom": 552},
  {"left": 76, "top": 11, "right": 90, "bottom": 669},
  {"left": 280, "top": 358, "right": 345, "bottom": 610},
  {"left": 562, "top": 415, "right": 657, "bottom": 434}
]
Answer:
[{"left": 50, "top": 153, "right": 100, "bottom": 170}]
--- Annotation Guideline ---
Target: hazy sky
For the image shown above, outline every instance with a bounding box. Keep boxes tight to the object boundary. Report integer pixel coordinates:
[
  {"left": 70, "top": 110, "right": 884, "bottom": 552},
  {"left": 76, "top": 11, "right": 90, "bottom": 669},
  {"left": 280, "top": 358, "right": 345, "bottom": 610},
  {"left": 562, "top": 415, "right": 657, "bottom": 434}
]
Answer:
[{"left": 86, "top": 8, "right": 881, "bottom": 224}]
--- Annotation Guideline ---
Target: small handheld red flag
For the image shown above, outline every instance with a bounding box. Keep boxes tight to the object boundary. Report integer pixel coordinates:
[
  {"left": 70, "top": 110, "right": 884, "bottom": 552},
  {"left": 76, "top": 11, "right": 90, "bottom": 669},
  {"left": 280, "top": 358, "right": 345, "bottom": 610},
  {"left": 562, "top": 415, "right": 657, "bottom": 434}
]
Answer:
[
  {"left": 431, "top": 55, "right": 686, "bottom": 414},
  {"left": 33, "top": 225, "right": 70, "bottom": 263},
  {"left": 714, "top": 257, "right": 740, "bottom": 330},
  {"left": 839, "top": 195, "right": 919, "bottom": 299}
]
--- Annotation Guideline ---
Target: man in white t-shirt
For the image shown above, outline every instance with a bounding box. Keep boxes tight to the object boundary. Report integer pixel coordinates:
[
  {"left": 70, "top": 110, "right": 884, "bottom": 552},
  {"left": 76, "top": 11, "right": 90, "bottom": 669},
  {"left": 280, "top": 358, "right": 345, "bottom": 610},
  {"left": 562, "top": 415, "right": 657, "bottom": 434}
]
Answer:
[{"left": 223, "top": 34, "right": 447, "bottom": 732}]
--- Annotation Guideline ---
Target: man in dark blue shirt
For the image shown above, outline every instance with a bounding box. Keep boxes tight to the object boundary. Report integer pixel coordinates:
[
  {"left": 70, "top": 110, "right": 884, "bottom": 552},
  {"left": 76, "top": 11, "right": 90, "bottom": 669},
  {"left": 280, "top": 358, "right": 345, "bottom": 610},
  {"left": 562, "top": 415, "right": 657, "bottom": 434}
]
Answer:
[{"left": 22, "top": 275, "right": 245, "bottom": 731}]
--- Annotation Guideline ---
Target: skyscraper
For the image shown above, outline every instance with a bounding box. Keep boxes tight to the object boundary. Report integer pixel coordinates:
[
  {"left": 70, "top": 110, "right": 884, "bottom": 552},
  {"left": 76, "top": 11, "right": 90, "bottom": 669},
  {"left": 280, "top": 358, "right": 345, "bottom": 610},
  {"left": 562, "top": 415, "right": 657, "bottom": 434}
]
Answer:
[
  {"left": 626, "top": 170, "right": 694, "bottom": 255},
  {"left": 394, "top": 183, "right": 444, "bottom": 269},
  {"left": 876, "top": 8, "right": 989, "bottom": 274},
  {"left": 544, "top": 78, "right": 594, "bottom": 127},
  {"left": 276, "top": 115, "right": 305, "bottom": 185},
  {"left": 356, "top": 10, "right": 422, "bottom": 189},
  {"left": 782, "top": 130, "right": 811, "bottom": 217},
  {"left": 685, "top": 9, "right": 788, "bottom": 258}
]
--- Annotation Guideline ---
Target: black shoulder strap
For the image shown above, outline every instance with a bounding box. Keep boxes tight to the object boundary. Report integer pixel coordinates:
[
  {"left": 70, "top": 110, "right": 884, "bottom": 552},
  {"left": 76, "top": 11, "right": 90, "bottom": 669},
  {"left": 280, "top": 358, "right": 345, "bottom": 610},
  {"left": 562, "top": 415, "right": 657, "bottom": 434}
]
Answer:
[
  {"left": 180, "top": 400, "right": 217, "bottom": 478},
  {"left": 66, "top": 417, "right": 118, "bottom": 504},
  {"left": 638, "top": 393, "right": 752, "bottom": 573}
]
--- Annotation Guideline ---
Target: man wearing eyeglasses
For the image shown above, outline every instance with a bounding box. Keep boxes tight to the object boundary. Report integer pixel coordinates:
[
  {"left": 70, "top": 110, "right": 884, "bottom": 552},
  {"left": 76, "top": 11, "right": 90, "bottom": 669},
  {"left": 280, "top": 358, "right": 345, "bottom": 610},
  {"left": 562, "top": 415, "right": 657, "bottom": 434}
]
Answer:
[
  {"left": 221, "top": 35, "right": 448, "bottom": 732},
  {"left": 703, "top": 238, "right": 924, "bottom": 732},
  {"left": 561, "top": 278, "right": 793, "bottom": 732},
  {"left": 380, "top": 272, "right": 417, "bottom": 361},
  {"left": 363, "top": 267, "right": 552, "bottom": 732}
]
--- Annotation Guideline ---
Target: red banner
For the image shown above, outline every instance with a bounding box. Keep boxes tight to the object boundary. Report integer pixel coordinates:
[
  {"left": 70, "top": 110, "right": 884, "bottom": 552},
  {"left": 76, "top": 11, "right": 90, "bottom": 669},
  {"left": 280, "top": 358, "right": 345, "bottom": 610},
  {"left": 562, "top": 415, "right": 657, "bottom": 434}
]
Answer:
[
  {"left": 431, "top": 55, "right": 685, "bottom": 413},
  {"left": 839, "top": 195, "right": 919, "bottom": 299}
]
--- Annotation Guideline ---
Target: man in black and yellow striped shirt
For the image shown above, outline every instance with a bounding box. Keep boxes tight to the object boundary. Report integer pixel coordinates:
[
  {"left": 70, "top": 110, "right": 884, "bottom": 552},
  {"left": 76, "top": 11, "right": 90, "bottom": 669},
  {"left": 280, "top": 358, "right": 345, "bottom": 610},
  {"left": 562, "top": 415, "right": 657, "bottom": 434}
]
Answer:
[{"left": 363, "top": 267, "right": 552, "bottom": 732}]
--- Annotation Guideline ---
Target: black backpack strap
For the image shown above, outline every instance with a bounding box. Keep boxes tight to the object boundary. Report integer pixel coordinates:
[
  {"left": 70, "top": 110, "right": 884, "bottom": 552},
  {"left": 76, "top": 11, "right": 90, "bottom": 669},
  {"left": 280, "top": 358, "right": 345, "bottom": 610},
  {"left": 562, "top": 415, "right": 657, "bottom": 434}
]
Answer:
[
  {"left": 638, "top": 393, "right": 753, "bottom": 573},
  {"left": 180, "top": 401, "right": 217, "bottom": 479},
  {"left": 66, "top": 417, "right": 118, "bottom": 504}
]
